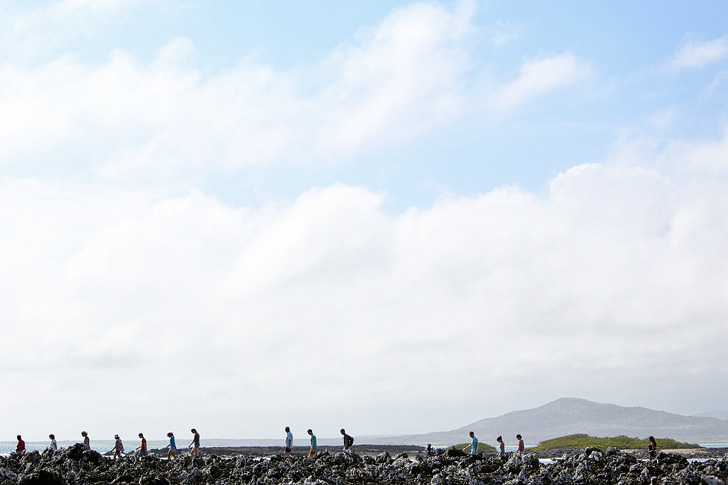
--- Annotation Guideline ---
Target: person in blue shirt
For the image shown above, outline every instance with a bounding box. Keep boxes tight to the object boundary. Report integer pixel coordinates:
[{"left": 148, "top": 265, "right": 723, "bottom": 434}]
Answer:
[
  {"left": 166, "top": 432, "right": 176, "bottom": 460},
  {"left": 284, "top": 426, "right": 293, "bottom": 457},
  {"left": 463, "top": 431, "right": 478, "bottom": 454}
]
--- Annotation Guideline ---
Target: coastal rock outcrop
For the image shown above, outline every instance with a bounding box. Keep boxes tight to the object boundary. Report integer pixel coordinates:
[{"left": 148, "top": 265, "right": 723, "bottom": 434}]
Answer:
[{"left": 0, "top": 443, "right": 726, "bottom": 484}]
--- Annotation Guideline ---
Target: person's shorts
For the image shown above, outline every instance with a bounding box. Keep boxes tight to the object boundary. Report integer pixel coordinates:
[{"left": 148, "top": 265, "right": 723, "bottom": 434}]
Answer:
[
  {"left": 139, "top": 450, "right": 147, "bottom": 457},
  {"left": 284, "top": 447, "right": 291, "bottom": 453},
  {"left": 310, "top": 449, "right": 316, "bottom": 455}
]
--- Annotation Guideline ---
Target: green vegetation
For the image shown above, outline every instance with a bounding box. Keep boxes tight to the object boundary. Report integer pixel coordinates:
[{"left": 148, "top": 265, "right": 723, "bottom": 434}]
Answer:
[
  {"left": 528, "top": 434, "right": 701, "bottom": 451},
  {"left": 454, "top": 442, "right": 497, "bottom": 453}
]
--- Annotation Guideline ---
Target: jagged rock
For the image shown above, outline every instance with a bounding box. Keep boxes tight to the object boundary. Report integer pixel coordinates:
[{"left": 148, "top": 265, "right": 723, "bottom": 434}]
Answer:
[
  {"left": 18, "top": 468, "right": 63, "bottom": 485},
  {"left": 0, "top": 446, "right": 724, "bottom": 484}
]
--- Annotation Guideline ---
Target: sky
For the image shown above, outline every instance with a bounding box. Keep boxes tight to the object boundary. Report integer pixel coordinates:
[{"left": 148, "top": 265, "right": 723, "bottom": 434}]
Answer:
[{"left": 1, "top": 0, "right": 727, "bottom": 444}]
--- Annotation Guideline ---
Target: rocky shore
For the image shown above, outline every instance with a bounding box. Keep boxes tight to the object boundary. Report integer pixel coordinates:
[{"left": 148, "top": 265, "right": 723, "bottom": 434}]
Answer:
[{"left": 1, "top": 443, "right": 727, "bottom": 484}]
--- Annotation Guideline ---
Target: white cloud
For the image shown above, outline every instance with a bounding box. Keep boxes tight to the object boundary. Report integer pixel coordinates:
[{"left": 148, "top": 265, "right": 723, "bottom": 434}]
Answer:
[
  {"left": 315, "top": 1, "right": 474, "bottom": 157},
  {"left": 2, "top": 0, "right": 728, "bottom": 442},
  {"left": 493, "top": 52, "right": 592, "bottom": 111},
  {"left": 666, "top": 35, "right": 728, "bottom": 71},
  {"left": 0, "top": 1, "right": 475, "bottom": 178},
  {"left": 2, "top": 127, "right": 728, "bottom": 439}
]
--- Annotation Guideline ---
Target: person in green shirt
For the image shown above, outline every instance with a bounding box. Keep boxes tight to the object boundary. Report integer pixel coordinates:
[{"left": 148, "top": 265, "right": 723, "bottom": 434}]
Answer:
[{"left": 307, "top": 429, "right": 317, "bottom": 456}]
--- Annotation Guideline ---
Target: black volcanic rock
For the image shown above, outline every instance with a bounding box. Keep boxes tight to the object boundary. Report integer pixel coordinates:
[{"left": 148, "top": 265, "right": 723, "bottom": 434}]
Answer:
[{"left": 0, "top": 444, "right": 726, "bottom": 484}]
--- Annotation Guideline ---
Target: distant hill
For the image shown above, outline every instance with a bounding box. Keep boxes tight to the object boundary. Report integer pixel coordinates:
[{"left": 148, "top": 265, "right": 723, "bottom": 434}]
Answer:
[
  {"left": 361, "top": 398, "right": 728, "bottom": 446},
  {"left": 692, "top": 410, "right": 728, "bottom": 421}
]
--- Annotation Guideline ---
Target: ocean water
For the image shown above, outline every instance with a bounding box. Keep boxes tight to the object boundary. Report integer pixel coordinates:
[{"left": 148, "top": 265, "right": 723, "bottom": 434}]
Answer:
[{"left": 0, "top": 440, "right": 171, "bottom": 455}]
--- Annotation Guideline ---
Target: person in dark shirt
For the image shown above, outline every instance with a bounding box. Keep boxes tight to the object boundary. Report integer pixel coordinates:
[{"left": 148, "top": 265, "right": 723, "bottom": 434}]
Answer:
[
  {"left": 648, "top": 436, "right": 657, "bottom": 460},
  {"left": 340, "top": 428, "right": 354, "bottom": 451},
  {"left": 189, "top": 429, "right": 200, "bottom": 457}
]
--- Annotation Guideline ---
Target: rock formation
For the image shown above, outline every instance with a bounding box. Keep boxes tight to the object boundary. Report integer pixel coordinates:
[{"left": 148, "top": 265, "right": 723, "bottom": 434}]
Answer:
[{"left": 0, "top": 443, "right": 726, "bottom": 484}]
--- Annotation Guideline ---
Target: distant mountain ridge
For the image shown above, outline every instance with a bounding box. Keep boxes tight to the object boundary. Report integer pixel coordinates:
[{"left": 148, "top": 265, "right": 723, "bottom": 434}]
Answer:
[
  {"left": 692, "top": 410, "right": 728, "bottom": 421},
  {"left": 362, "top": 398, "right": 728, "bottom": 446}
]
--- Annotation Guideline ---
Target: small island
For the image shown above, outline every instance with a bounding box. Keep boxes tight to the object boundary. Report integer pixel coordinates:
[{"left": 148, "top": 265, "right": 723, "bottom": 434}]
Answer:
[{"left": 528, "top": 434, "right": 700, "bottom": 452}]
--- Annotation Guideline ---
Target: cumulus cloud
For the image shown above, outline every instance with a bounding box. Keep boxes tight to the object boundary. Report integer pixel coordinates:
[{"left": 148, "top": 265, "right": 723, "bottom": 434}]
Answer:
[
  {"left": 665, "top": 35, "right": 728, "bottom": 71},
  {"left": 0, "top": 1, "right": 475, "bottom": 178},
  {"left": 493, "top": 52, "right": 592, "bottom": 111},
  {"left": 3, "top": 127, "right": 727, "bottom": 439},
  {"left": 3, "top": 0, "right": 727, "bottom": 442},
  {"left": 0, "top": 0, "right": 596, "bottom": 182}
]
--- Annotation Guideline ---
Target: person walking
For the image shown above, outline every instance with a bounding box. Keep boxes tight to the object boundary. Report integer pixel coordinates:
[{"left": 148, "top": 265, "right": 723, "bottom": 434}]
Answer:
[
  {"left": 516, "top": 434, "right": 525, "bottom": 455},
  {"left": 16, "top": 435, "right": 25, "bottom": 454},
  {"left": 109, "top": 434, "right": 124, "bottom": 459},
  {"left": 340, "top": 429, "right": 354, "bottom": 452},
  {"left": 165, "top": 432, "right": 177, "bottom": 460},
  {"left": 496, "top": 436, "right": 505, "bottom": 457},
  {"left": 136, "top": 433, "right": 148, "bottom": 457},
  {"left": 462, "top": 431, "right": 478, "bottom": 454},
  {"left": 189, "top": 429, "right": 200, "bottom": 457},
  {"left": 284, "top": 427, "right": 293, "bottom": 457},
  {"left": 48, "top": 434, "right": 58, "bottom": 453},
  {"left": 307, "top": 429, "right": 317, "bottom": 456},
  {"left": 648, "top": 436, "right": 658, "bottom": 460}
]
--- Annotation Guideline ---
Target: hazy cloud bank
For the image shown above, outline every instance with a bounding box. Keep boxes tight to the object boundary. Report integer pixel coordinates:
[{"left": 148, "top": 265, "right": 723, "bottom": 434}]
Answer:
[{"left": 2, "top": 127, "right": 726, "bottom": 439}]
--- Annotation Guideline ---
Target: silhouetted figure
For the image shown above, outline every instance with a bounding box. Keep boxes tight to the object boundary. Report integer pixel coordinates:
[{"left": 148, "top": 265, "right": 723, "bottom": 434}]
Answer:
[
  {"left": 648, "top": 436, "right": 657, "bottom": 460},
  {"left": 340, "top": 429, "right": 354, "bottom": 451},
  {"left": 189, "top": 429, "right": 200, "bottom": 457},
  {"left": 16, "top": 435, "right": 25, "bottom": 454}
]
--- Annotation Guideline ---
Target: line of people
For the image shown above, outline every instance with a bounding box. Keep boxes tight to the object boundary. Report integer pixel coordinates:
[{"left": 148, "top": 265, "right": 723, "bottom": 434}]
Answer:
[
  {"left": 283, "top": 427, "right": 354, "bottom": 457},
  {"left": 14, "top": 427, "right": 353, "bottom": 459},
  {"left": 14, "top": 429, "right": 201, "bottom": 460},
  {"left": 462, "top": 432, "right": 525, "bottom": 456}
]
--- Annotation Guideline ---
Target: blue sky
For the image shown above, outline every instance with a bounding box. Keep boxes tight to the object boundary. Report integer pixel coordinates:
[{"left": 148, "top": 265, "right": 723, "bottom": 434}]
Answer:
[{"left": 2, "top": 0, "right": 728, "bottom": 444}]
